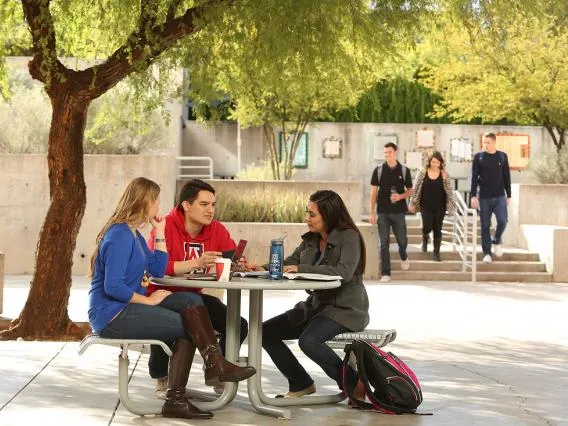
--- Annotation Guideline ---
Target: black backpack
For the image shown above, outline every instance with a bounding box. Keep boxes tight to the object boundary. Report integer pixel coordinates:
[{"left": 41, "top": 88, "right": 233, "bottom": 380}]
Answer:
[{"left": 342, "top": 340, "right": 429, "bottom": 415}]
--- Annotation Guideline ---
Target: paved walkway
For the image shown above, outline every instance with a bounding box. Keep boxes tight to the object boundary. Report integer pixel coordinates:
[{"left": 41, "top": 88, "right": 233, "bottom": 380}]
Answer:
[{"left": 1, "top": 276, "right": 567, "bottom": 425}]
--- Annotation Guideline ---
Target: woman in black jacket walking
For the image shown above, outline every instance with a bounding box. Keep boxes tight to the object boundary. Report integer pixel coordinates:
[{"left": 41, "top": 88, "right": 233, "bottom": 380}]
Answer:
[{"left": 409, "top": 151, "right": 456, "bottom": 261}]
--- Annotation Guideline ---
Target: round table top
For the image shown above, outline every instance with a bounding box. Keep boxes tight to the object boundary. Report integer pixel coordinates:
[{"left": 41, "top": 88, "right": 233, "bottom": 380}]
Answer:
[{"left": 151, "top": 276, "right": 341, "bottom": 291}]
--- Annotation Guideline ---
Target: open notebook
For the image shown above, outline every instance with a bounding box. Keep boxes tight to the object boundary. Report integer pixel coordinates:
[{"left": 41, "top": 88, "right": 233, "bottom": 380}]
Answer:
[{"left": 233, "top": 271, "right": 342, "bottom": 281}]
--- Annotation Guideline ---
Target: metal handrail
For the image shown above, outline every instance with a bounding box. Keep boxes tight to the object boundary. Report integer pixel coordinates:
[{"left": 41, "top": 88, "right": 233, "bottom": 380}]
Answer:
[
  {"left": 450, "top": 190, "right": 478, "bottom": 283},
  {"left": 176, "top": 156, "right": 214, "bottom": 179}
]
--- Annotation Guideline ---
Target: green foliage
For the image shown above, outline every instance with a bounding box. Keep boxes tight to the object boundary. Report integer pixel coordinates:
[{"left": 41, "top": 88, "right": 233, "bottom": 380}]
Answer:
[
  {"left": 530, "top": 148, "right": 568, "bottom": 184},
  {"left": 0, "top": 69, "right": 51, "bottom": 153},
  {"left": 330, "top": 77, "right": 450, "bottom": 123},
  {"left": 236, "top": 159, "right": 296, "bottom": 181},
  {"left": 215, "top": 189, "right": 307, "bottom": 223},
  {"left": 422, "top": 0, "right": 568, "bottom": 151},
  {"left": 84, "top": 78, "right": 171, "bottom": 154},
  {"left": 182, "top": 0, "right": 433, "bottom": 178},
  {"left": 0, "top": 68, "right": 171, "bottom": 154}
]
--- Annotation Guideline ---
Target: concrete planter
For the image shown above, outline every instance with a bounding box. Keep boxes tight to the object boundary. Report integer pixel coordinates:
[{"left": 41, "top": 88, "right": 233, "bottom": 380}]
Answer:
[{"left": 177, "top": 179, "right": 363, "bottom": 221}]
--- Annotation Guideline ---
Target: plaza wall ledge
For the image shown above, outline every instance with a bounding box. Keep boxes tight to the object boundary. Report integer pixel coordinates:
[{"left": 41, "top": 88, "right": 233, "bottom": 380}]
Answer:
[{"left": 505, "top": 184, "right": 568, "bottom": 247}]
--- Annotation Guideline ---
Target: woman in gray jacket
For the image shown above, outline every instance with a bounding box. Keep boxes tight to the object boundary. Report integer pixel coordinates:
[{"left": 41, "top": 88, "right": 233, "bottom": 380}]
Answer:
[{"left": 262, "top": 190, "right": 369, "bottom": 398}]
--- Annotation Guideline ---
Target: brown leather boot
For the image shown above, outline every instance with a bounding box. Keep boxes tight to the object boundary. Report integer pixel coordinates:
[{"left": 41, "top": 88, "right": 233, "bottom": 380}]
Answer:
[
  {"left": 182, "top": 305, "right": 256, "bottom": 386},
  {"left": 162, "top": 338, "right": 213, "bottom": 420}
]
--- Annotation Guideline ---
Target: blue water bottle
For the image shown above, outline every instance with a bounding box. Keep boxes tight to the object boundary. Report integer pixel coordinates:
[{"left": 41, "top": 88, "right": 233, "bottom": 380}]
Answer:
[{"left": 269, "top": 239, "right": 284, "bottom": 280}]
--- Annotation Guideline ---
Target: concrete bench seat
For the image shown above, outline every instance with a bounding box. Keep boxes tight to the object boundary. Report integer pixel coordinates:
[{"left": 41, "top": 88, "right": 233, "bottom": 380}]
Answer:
[
  {"left": 78, "top": 334, "right": 172, "bottom": 416},
  {"left": 326, "top": 329, "right": 397, "bottom": 350}
]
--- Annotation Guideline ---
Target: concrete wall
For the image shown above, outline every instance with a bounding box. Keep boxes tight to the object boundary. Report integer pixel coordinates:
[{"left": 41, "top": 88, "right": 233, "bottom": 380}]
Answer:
[
  {"left": 176, "top": 180, "right": 362, "bottom": 221},
  {"left": 183, "top": 121, "right": 552, "bottom": 215},
  {"left": 519, "top": 225, "right": 568, "bottom": 282},
  {"left": 224, "top": 222, "right": 380, "bottom": 279},
  {"left": 506, "top": 184, "right": 568, "bottom": 246},
  {"left": 0, "top": 252, "right": 3, "bottom": 315},
  {"left": 0, "top": 155, "right": 175, "bottom": 275}
]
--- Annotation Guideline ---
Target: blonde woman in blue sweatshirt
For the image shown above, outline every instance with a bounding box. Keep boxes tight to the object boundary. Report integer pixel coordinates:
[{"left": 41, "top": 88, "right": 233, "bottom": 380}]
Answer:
[{"left": 88, "top": 177, "right": 255, "bottom": 420}]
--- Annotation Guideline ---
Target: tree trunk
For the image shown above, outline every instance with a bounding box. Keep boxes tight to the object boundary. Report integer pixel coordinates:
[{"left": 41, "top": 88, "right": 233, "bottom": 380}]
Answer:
[
  {"left": 1, "top": 89, "right": 90, "bottom": 340},
  {"left": 263, "top": 122, "right": 280, "bottom": 180}
]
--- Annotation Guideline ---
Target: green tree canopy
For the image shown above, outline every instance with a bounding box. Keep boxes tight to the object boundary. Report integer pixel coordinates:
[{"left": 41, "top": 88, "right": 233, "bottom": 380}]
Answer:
[
  {"left": 183, "top": 0, "right": 431, "bottom": 179},
  {"left": 422, "top": 0, "right": 568, "bottom": 151}
]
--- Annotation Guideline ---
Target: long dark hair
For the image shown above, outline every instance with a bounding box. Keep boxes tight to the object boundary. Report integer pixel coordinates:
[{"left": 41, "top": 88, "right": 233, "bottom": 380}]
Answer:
[
  {"left": 309, "top": 190, "right": 366, "bottom": 273},
  {"left": 426, "top": 151, "right": 445, "bottom": 171}
]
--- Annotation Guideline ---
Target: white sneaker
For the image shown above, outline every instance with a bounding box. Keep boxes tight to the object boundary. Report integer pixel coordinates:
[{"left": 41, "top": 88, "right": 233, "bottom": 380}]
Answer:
[
  {"left": 482, "top": 254, "right": 492, "bottom": 264},
  {"left": 493, "top": 244, "right": 503, "bottom": 258},
  {"left": 155, "top": 376, "right": 168, "bottom": 399},
  {"left": 380, "top": 275, "right": 391, "bottom": 283},
  {"left": 401, "top": 258, "right": 410, "bottom": 271}
]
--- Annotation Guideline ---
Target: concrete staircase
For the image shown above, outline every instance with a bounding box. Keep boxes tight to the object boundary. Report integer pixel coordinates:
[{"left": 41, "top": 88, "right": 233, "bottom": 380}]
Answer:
[{"left": 387, "top": 216, "right": 552, "bottom": 282}]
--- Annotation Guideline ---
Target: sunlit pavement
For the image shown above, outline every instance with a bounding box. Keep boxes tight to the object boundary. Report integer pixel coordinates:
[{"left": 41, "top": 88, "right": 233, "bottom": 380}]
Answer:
[{"left": 1, "top": 275, "right": 567, "bottom": 425}]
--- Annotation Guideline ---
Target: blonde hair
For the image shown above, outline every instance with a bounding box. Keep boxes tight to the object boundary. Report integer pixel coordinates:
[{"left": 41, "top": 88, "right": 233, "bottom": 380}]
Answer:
[{"left": 89, "top": 177, "right": 161, "bottom": 276}]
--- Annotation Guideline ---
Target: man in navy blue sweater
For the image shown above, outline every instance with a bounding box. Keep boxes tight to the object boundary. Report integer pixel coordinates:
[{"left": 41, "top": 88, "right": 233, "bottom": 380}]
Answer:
[{"left": 470, "top": 133, "right": 511, "bottom": 263}]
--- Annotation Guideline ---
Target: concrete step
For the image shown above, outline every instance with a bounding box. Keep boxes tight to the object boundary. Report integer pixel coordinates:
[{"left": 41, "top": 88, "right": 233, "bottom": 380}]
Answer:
[
  {"left": 405, "top": 226, "right": 482, "bottom": 236},
  {"left": 389, "top": 271, "right": 553, "bottom": 282},
  {"left": 390, "top": 260, "right": 546, "bottom": 272},
  {"left": 392, "top": 235, "right": 453, "bottom": 244},
  {"left": 400, "top": 243, "right": 540, "bottom": 264}
]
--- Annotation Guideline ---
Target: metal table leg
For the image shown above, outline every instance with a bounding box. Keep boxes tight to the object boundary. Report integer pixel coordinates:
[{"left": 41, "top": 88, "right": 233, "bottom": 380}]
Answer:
[{"left": 247, "top": 289, "right": 292, "bottom": 419}]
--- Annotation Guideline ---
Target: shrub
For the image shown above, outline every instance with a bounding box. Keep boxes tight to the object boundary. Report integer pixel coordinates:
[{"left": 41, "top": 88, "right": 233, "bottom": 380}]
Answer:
[
  {"left": 236, "top": 159, "right": 296, "bottom": 181},
  {"left": 215, "top": 189, "right": 307, "bottom": 222},
  {"left": 0, "top": 68, "right": 171, "bottom": 154},
  {"left": 530, "top": 148, "right": 568, "bottom": 184}
]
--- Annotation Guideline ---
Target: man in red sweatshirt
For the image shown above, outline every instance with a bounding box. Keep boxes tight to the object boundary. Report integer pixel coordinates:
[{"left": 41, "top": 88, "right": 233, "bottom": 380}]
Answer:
[{"left": 147, "top": 179, "right": 248, "bottom": 396}]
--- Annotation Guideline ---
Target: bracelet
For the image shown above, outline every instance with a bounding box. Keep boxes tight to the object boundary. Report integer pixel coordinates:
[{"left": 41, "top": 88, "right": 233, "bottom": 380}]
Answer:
[{"left": 154, "top": 238, "right": 166, "bottom": 243}]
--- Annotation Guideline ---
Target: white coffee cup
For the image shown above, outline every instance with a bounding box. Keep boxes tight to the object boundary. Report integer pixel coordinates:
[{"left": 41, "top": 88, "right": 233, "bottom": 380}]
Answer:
[{"left": 214, "top": 258, "right": 231, "bottom": 282}]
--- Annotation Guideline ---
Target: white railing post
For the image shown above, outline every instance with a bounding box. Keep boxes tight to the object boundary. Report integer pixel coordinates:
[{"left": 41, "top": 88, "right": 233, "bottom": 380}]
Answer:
[
  {"left": 470, "top": 208, "right": 477, "bottom": 284},
  {"left": 451, "top": 191, "right": 477, "bottom": 282}
]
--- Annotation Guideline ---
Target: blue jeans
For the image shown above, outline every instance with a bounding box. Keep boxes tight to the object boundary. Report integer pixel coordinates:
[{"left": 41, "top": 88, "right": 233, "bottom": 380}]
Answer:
[
  {"left": 262, "top": 313, "right": 355, "bottom": 391},
  {"left": 479, "top": 196, "right": 508, "bottom": 256},
  {"left": 377, "top": 213, "right": 408, "bottom": 276},
  {"left": 100, "top": 292, "right": 203, "bottom": 377}
]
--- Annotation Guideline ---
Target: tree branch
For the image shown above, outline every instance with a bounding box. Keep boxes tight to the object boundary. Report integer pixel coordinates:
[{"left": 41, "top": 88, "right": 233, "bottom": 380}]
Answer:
[
  {"left": 81, "top": 0, "right": 232, "bottom": 99},
  {"left": 167, "top": 0, "right": 183, "bottom": 21},
  {"left": 21, "top": 0, "right": 64, "bottom": 85},
  {"left": 139, "top": 1, "right": 159, "bottom": 36}
]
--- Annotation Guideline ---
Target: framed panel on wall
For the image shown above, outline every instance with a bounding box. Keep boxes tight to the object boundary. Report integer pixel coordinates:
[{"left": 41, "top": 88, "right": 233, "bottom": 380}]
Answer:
[
  {"left": 416, "top": 129, "right": 435, "bottom": 148},
  {"left": 488, "top": 133, "right": 530, "bottom": 169},
  {"left": 279, "top": 132, "right": 308, "bottom": 168},
  {"left": 450, "top": 137, "right": 473, "bottom": 162},
  {"left": 406, "top": 151, "right": 424, "bottom": 170},
  {"left": 370, "top": 133, "right": 398, "bottom": 161},
  {"left": 322, "top": 136, "right": 342, "bottom": 159}
]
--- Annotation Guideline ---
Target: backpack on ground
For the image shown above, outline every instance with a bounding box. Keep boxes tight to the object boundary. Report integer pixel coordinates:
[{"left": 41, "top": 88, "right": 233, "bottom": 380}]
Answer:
[{"left": 342, "top": 339, "right": 427, "bottom": 415}]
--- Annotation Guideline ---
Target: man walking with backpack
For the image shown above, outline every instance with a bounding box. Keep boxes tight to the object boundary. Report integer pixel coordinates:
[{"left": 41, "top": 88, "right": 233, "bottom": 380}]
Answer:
[
  {"left": 470, "top": 133, "right": 511, "bottom": 264},
  {"left": 369, "top": 142, "right": 413, "bottom": 282}
]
